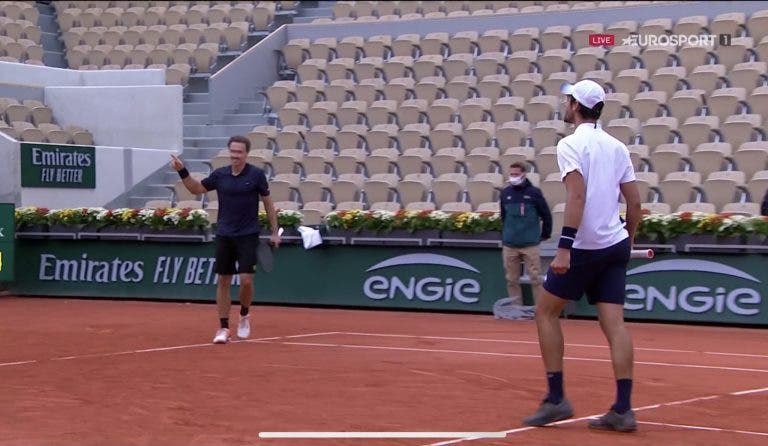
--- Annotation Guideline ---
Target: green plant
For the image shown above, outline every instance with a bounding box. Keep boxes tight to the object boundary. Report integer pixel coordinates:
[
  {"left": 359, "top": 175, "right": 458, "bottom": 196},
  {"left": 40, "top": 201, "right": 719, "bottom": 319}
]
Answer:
[
  {"left": 259, "top": 209, "right": 303, "bottom": 229},
  {"left": 139, "top": 207, "right": 210, "bottom": 230},
  {"left": 14, "top": 206, "right": 50, "bottom": 228}
]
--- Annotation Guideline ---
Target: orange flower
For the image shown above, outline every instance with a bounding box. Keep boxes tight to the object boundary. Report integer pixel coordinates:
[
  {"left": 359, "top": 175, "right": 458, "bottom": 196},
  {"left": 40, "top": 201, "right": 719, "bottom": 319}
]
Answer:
[{"left": 679, "top": 211, "right": 693, "bottom": 220}]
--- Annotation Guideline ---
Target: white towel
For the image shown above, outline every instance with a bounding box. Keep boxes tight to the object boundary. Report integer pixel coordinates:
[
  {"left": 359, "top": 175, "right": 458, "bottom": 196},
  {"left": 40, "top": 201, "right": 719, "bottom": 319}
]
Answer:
[{"left": 297, "top": 225, "right": 323, "bottom": 250}]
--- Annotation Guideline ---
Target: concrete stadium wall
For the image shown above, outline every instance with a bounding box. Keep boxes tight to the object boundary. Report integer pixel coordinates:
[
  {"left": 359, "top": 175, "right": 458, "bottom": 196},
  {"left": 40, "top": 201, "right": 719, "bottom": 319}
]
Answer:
[
  {"left": 44, "top": 85, "right": 184, "bottom": 151},
  {"left": 21, "top": 145, "right": 173, "bottom": 208},
  {"left": 0, "top": 134, "right": 21, "bottom": 206},
  {"left": 79, "top": 69, "right": 165, "bottom": 87},
  {"left": 0, "top": 61, "right": 164, "bottom": 87},
  {"left": 0, "top": 83, "right": 44, "bottom": 102},
  {"left": 0, "top": 62, "right": 181, "bottom": 207}
]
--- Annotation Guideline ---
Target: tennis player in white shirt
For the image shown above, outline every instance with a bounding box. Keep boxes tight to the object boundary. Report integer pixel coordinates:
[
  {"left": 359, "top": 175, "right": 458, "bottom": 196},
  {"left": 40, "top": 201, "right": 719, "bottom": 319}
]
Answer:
[{"left": 522, "top": 80, "right": 643, "bottom": 433}]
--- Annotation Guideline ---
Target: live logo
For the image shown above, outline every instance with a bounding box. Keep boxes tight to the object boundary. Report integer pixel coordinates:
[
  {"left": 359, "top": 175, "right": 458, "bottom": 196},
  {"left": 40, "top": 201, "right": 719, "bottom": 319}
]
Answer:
[{"left": 589, "top": 34, "right": 616, "bottom": 46}]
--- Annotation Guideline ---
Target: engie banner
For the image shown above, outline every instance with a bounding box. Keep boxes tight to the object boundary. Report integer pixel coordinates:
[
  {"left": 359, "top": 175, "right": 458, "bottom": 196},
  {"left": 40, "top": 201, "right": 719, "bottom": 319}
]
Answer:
[
  {"left": 9, "top": 240, "right": 768, "bottom": 325},
  {"left": 571, "top": 255, "right": 768, "bottom": 325}
]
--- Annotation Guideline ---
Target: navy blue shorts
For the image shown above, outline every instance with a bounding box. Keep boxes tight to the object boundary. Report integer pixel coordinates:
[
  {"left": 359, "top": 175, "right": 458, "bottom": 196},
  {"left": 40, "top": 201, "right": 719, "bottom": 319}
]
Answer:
[
  {"left": 214, "top": 233, "right": 260, "bottom": 275},
  {"left": 543, "top": 237, "right": 630, "bottom": 305}
]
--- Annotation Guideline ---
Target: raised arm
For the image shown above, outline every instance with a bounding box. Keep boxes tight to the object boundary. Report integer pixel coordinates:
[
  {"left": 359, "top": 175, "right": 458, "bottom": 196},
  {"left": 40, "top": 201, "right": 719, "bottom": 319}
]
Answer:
[{"left": 170, "top": 154, "right": 208, "bottom": 195}]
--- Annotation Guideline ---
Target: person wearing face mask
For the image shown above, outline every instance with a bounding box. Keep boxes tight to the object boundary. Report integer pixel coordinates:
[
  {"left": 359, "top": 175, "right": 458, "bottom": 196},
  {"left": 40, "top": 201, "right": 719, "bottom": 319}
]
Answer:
[{"left": 499, "top": 162, "right": 552, "bottom": 314}]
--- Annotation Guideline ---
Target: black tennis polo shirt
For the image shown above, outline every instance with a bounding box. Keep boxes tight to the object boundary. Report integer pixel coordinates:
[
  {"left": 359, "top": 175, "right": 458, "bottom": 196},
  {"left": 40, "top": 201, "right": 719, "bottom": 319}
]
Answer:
[{"left": 201, "top": 163, "right": 270, "bottom": 237}]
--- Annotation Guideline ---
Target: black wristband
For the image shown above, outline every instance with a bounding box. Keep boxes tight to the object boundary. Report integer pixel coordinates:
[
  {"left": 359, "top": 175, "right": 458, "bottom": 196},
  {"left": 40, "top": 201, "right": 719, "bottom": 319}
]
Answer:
[
  {"left": 178, "top": 167, "right": 189, "bottom": 179},
  {"left": 558, "top": 226, "right": 577, "bottom": 249}
]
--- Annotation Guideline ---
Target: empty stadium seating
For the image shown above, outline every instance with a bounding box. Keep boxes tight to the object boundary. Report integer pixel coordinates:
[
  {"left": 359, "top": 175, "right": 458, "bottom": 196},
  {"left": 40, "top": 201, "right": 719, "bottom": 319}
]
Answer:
[
  {"left": 0, "top": 97, "right": 94, "bottom": 144},
  {"left": 56, "top": 1, "right": 286, "bottom": 84},
  {"left": 0, "top": 2, "right": 44, "bottom": 64},
  {"left": 6, "top": 1, "right": 767, "bottom": 220},
  {"left": 249, "top": 6, "right": 768, "bottom": 219}
]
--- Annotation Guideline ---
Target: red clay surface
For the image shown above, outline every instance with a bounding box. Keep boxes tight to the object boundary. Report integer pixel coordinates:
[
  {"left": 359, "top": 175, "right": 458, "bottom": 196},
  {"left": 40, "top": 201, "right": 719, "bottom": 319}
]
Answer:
[{"left": 1, "top": 296, "right": 767, "bottom": 446}]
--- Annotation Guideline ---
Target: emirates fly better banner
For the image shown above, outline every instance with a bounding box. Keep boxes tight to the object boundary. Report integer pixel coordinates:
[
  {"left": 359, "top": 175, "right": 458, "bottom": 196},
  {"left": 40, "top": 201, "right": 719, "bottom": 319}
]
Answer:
[
  {"left": 20, "top": 142, "right": 95, "bottom": 188},
  {"left": 9, "top": 240, "right": 768, "bottom": 325}
]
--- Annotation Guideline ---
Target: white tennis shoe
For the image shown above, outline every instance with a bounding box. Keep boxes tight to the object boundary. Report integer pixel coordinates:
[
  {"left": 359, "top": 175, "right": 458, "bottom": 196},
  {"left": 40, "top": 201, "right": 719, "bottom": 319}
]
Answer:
[
  {"left": 213, "top": 328, "right": 230, "bottom": 344},
  {"left": 237, "top": 315, "right": 251, "bottom": 339}
]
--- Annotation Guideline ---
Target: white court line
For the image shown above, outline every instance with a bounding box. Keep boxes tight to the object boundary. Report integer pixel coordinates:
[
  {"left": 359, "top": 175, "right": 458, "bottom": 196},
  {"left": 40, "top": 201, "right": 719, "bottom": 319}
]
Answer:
[
  {"left": 281, "top": 331, "right": 340, "bottom": 338},
  {"left": 638, "top": 421, "right": 768, "bottom": 437},
  {"left": 706, "top": 351, "right": 768, "bottom": 359},
  {"left": 0, "top": 360, "right": 38, "bottom": 368},
  {"left": 731, "top": 387, "right": 768, "bottom": 396},
  {"left": 0, "top": 332, "right": 333, "bottom": 369},
  {"left": 424, "top": 386, "right": 768, "bottom": 446},
  {"left": 262, "top": 340, "right": 768, "bottom": 374},
  {"left": 338, "top": 332, "right": 768, "bottom": 358},
  {"left": 258, "top": 432, "right": 506, "bottom": 439}
]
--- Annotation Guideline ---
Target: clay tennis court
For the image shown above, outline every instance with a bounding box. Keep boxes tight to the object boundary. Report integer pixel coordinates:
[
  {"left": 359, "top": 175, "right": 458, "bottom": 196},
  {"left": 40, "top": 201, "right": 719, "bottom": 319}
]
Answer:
[{"left": 1, "top": 296, "right": 766, "bottom": 446}]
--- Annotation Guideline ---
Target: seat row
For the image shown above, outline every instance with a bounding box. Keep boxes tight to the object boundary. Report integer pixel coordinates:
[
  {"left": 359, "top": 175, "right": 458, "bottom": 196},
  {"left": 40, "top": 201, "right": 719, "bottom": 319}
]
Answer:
[
  {"left": 0, "top": 36, "right": 42, "bottom": 63},
  {"left": 66, "top": 42, "right": 219, "bottom": 74},
  {"left": 0, "top": 97, "right": 96, "bottom": 145},
  {"left": 283, "top": 11, "right": 768, "bottom": 69},
  {"left": 0, "top": 1, "right": 39, "bottom": 22},
  {"left": 0, "top": 16, "right": 41, "bottom": 43},
  {"left": 53, "top": 1, "right": 296, "bottom": 13},
  {"left": 57, "top": 3, "right": 276, "bottom": 31},
  {"left": 328, "top": 1, "right": 644, "bottom": 22},
  {"left": 167, "top": 172, "right": 767, "bottom": 226},
  {"left": 62, "top": 22, "right": 250, "bottom": 49}
]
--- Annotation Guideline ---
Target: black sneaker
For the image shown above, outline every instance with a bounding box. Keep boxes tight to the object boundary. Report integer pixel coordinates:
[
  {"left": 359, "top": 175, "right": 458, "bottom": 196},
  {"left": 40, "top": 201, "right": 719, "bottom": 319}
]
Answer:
[
  {"left": 588, "top": 409, "right": 637, "bottom": 432},
  {"left": 522, "top": 399, "right": 574, "bottom": 427}
]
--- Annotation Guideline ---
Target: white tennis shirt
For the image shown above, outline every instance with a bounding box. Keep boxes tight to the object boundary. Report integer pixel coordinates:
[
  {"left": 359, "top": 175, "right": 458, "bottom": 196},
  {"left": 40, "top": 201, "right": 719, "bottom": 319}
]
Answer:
[{"left": 556, "top": 123, "right": 636, "bottom": 250}]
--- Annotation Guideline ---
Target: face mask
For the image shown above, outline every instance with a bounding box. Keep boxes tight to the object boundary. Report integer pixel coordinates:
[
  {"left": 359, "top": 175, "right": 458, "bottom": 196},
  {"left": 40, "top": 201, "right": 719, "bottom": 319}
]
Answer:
[{"left": 509, "top": 175, "right": 524, "bottom": 185}]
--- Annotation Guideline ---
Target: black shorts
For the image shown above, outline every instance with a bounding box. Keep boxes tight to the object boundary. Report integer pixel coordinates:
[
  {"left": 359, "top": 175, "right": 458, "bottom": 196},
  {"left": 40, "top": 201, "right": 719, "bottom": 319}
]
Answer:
[
  {"left": 214, "top": 233, "right": 259, "bottom": 275},
  {"left": 543, "top": 237, "right": 630, "bottom": 305}
]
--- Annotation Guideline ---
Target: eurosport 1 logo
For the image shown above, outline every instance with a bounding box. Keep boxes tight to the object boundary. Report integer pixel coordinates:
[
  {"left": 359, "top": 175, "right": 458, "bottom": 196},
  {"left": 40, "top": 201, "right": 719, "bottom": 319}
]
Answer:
[
  {"left": 625, "top": 259, "right": 763, "bottom": 317},
  {"left": 362, "top": 253, "right": 482, "bottom": 304},
  {"left": 589, "top": 33, "right": 732, "bottom": 47}
]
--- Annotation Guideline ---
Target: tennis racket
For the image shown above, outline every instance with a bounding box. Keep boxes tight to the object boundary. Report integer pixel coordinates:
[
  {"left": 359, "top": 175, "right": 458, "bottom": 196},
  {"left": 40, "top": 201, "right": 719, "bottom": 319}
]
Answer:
[{"left": 256, "top": 227, "right": 283, "bottom": 273}]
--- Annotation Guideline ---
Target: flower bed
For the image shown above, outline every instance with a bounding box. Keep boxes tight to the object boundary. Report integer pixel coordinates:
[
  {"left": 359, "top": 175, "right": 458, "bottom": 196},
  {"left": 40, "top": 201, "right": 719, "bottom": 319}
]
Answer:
[
  {"left": 14, "top": 207, "right": 768, "bottom": 239},
  {"left": 326, "top": 209, "right": 768, "bottom": 238},
  {"left": 636, "top": 211, "right": 768, "bottom": 240},
  {"left": 15, "top": 206, "right": 304, "bottom": 232},
  {"left": 324, "top": 209, "right": 502, "bottom": 233}
]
